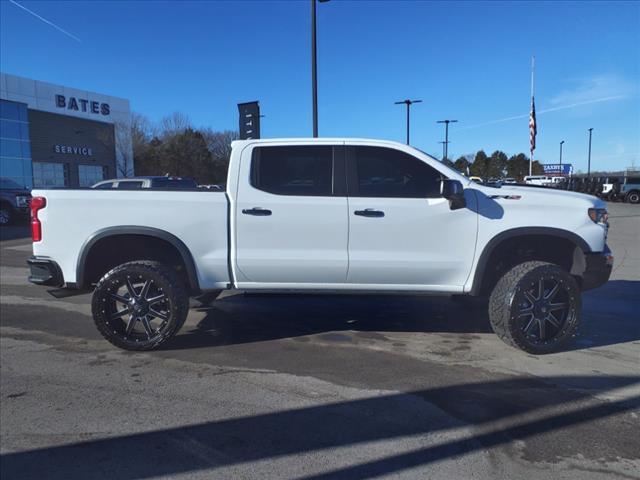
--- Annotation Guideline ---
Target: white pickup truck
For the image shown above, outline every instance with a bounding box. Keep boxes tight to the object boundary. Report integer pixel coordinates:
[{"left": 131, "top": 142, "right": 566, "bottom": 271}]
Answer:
[{"left": 27, "top": 138, "right": 613, "bottom": 354}]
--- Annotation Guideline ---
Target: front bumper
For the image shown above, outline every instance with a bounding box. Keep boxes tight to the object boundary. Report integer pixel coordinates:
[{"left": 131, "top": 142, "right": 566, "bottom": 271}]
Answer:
[
  {"left": 581, "top": 245, "right": 613, "bottom": 291},
  {"left": 27, "top": 256, "right": 64, "bottom": 287}
]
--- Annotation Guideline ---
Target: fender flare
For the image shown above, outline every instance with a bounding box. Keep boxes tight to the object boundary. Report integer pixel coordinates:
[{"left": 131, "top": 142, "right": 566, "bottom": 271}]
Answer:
[
  {"left": 76, "top": 226, "right": 200, "bottom": 292},
  {"left": 469, "top": 227, "right": 591, "bottom": 295}
]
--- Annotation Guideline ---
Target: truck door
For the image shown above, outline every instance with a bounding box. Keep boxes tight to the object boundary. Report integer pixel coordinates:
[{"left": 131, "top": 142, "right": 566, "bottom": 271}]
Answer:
[
  {"left": 345, "top": 145, "right": 477, "bottom": 291},
  {"left": 234, "top": 143, "right": 349, "bottom": 285}
]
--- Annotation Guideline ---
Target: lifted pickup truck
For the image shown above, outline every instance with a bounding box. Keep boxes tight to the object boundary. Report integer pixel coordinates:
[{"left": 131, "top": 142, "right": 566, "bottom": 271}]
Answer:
[{"left": 27, "top": 138, "right": 613, "bottom": 354}]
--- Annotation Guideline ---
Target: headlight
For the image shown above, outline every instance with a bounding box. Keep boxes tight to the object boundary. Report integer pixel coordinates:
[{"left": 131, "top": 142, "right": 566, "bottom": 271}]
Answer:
[
  {"left": 16, "top": 196, "right": 30, "bottom": 208},
  {"left": 588, "top": 208, "right": 608, "bottom": 225}
]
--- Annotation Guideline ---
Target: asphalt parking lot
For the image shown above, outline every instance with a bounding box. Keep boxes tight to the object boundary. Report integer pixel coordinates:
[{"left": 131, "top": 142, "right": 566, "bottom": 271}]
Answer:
[{"left": 0, "top": 202, "right": 638, "bottom": 480}]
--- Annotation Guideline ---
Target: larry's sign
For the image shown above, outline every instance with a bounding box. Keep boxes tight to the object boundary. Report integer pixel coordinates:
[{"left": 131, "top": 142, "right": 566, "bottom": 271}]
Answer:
[
  {"left": 55, "top": 94, "right": 110, "bottom": 116},
  {"left": 542, "top": 164, "right": 573, "bottom": 175}
]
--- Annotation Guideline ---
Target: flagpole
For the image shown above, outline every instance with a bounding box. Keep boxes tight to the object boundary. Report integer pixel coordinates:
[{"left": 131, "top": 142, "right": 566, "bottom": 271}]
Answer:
[{"left": 529, "top": 56, "right": 535, "bottom": 176}]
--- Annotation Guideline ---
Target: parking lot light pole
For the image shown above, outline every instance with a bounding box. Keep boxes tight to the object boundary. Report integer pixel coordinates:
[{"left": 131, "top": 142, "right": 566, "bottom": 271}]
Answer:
[
  {"left": 439, "top": 141, "right": 447, "bottom": 161},
  {"left": 559, "top": 140, "right": 564, "bottom": 170},
  {"left": 395, "top": 99, "right": 422, "bottom": 145},
  {"left": 311, "top": 0, "right": 330, "bottom": 138},
  {"left": 437, "top": 119, "right": 458, "bottom": 161},
  {"left": 587, "top": 128, "right": 593, "bottom": 177}
]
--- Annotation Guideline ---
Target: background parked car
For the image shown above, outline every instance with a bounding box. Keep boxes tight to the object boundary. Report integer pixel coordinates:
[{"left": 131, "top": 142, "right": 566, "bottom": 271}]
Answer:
[
  {"left": 92, "top": 176, "right": 198, "bottom": 190},
  {"left": 0, "top": 177, "right": 31, "bottom": 225},
  {"left": 524, "top": 175, "right": 553, "bottom": 186},
  {"left": 620, "top": 176, "right": 640, "bottom": 204},
  {"left": 601, "top": 177, "right": 622, "bottom": 201},
  {"left": 198, "top": 184, "right": 225, "bottom": 191}
]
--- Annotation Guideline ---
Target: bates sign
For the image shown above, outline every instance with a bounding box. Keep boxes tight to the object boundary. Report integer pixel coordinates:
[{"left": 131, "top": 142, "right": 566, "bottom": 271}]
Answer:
[{"left": 55, "top": 94, "right": 110, "bottom": 116}]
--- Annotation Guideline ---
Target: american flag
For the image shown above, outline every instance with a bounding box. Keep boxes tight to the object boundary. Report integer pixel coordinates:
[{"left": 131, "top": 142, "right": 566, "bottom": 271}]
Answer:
[{"left": 529, "top": 96, "right": 537, "bottom": 153}]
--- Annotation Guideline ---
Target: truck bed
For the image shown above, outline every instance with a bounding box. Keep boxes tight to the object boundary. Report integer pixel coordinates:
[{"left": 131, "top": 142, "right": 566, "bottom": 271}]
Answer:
[{"left": 32, "top": 189, "right": 230, "bottom": 290}]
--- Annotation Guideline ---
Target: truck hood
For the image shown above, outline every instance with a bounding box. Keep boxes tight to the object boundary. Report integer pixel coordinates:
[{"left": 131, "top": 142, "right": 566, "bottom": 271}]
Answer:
[{"left": 469, "top": 183, "right": 605, "bottom": 208}]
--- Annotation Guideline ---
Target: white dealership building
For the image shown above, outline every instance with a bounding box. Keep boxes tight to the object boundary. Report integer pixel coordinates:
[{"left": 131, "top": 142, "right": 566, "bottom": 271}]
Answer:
[{"left": 0, "top": 72, "right": 132, "bottom": 189}]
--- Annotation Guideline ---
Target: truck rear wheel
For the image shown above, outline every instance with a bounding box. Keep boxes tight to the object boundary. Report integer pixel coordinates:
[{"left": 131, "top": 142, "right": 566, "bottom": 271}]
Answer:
[
  {"left": 91, "top": 261, "right": 189, "bottom": 351},
  {"left": 488, "top": 261, "right": 581, "bottom": 354}
]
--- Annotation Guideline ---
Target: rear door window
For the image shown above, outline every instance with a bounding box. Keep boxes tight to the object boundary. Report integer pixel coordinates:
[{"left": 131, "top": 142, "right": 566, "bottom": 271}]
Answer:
[{"left": 251, "top": 146, "right": 333, "bottom": 196}]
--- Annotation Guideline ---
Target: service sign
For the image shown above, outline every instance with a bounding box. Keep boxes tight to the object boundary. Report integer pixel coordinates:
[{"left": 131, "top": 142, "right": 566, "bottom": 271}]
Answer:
[{"left": 54, "top": 145, "right": 93, "bottom": 156}]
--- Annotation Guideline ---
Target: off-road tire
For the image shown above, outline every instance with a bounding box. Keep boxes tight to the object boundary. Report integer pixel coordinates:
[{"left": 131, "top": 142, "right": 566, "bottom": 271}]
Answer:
[
  {"left": 489, "top": 261, "right": 581, "bottom": 354},
  {"left": 626, "top": 191, "right": 640, "bottom": 204},
  {"left": 92, "top": 260, "right": 189, "bottom": 351}
]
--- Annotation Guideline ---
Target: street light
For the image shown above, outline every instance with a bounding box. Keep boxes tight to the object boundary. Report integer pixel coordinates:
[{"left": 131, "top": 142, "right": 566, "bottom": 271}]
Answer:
[
  {"left": 437, "top": 119, "right": 458, "bottom": 161},
  {"left": 559, "top": 140, "right": 564, "bottom": 171},
  {"left": 311, "top": 0, "right": 330, "bottom": 138},
  {"left": 439, "top": 141, "right": 447, "bottom": 161},
  {"left": 587, "top": 128, "right": 593, "bottom": 177},
  {"left": 394, "top": 99, "right": 422, "bottom": 145}
]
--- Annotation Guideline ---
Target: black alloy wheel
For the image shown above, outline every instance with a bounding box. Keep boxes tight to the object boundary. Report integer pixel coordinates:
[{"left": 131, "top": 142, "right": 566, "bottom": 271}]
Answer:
[
  {"left": 489, "top": 261, "right": 581, "bottom": 354},
  {"left": 92, "top": 261, "right": 189, "bottom": 350},
  {"left": 516, "top": 276, "right": 573, "bottom": 346}
]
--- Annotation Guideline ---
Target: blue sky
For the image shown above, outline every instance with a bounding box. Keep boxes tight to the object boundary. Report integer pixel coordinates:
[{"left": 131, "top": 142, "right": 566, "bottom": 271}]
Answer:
[{"left": 1, "top": 0, "right": 638, "bottom": 172}]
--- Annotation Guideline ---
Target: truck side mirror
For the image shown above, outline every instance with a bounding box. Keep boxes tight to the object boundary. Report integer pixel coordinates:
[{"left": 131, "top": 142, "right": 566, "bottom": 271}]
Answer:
[{"left": 441, "top": 179, "right": 466, "bottom": 210}]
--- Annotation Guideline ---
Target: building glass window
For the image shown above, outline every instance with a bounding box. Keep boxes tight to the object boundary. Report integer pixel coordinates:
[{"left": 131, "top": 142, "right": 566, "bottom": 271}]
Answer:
[
  {"left": 33, "top": 162, "right": 67, "bottom": 188},
  {"left": 0, "top": 99, "right": 32, "bottom": 190},
  {"left": 78, "top": 164, "right": 106, "bottom": 187}
]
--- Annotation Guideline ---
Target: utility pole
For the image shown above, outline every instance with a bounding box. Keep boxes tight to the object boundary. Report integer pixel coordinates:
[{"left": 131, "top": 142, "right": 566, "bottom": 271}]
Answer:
[
  {"left": 437, "top": 119, "right": 458, "bottom": 161},
  {"left": 559, "top": 140, "right": 564, "bottom": 171},
  {"left": 587, "top": 128, "right": 593, "bottom": 177},
  {"left": 311, "top": 0, "right": 330, "bottom": 138},
  {"left": 394, "top": 99, "right": 422, "bottom": 145}
]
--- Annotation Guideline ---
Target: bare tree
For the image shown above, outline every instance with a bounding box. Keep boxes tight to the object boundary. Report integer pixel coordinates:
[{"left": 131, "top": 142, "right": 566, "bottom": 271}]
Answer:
[
  {"left": 113, "top": 120, "right": 134, "bottom": 177},
  {"left": 130, "top": 112, "right": 155, "bottom": 150},
  {"left": 159, "top": 112, "right": 191, "bottom": 138},
  {"left": 201, "top": 129, "right": 238, "bottom": 159},
  {"left": 201, "top": 129, "right": 239, "bottom": 184}
]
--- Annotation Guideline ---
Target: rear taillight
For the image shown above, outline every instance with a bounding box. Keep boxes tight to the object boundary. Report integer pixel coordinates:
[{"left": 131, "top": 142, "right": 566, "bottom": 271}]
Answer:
[{"left": 30, "top": 196, "right": 46, "bottom": 242}]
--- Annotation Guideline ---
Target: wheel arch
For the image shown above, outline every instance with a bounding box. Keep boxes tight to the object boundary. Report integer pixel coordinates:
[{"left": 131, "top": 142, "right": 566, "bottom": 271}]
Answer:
[
  {"left": 469, "top": 227, "right": 591, "bottom": 296},
  {"left": 76, "top": 226, "right": 200, "bottom": 293}
]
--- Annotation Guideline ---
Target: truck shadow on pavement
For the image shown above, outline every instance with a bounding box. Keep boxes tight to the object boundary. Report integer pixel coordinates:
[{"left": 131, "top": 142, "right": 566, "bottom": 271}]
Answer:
[
  {"left": 166, "top": 293, "right": 494, "bottom": 351},
  {"left": 163, "top": 279, "right": 640, "bottom": 353},
  {"left": 1, "top": 375, "right": 638, "bottom": 480}
]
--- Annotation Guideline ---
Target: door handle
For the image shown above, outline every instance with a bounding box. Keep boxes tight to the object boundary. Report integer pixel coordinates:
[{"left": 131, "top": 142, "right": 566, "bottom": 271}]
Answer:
[
  {"left": 242, "top": 207, "right": 272, "bottom": 216},
  {"left": 354, "top": 208, "right": 385, "bottom": 218}
]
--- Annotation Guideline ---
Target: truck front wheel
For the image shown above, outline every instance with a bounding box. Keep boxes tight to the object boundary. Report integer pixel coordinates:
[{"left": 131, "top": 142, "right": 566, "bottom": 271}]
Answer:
[
  {"left": 91, "top": 261, "right": 189, "bottom": 351},
  {"left": 488, "top": 261, "right": 581, "bottom": 354}
]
